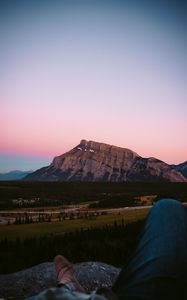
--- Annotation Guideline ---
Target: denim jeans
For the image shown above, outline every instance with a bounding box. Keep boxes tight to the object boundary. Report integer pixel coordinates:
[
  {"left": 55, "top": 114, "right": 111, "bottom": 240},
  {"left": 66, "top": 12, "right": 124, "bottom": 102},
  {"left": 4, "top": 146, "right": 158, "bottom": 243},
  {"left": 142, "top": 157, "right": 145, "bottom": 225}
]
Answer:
[
  {"left": 113, "top": 199, "right": 187, "bottom": 300},
  {"left": 27, "top": 199, "right": 187, "bottom": 300}
]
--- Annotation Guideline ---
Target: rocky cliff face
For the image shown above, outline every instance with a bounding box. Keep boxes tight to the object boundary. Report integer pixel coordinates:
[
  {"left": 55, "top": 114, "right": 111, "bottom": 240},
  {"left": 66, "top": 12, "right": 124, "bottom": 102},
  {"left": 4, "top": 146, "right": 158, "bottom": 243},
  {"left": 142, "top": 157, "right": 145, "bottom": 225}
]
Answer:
[{"left": 25, "top": 140, "right": 187, "bottom": 182}]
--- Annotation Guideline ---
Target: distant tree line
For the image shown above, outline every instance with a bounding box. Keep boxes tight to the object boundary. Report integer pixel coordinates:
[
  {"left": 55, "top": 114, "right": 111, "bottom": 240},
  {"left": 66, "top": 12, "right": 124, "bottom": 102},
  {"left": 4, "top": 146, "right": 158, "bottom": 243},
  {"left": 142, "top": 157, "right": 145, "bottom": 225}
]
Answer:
[
  {"left": 11, "top": 211, "right": 107, "bottom": 224},
  {"left": 0, "top": 219, "right": 144, "bottom": 274},
  {"left": 0, "top": 181, "right": 187, "bottom": 210},
  {"left": 89, "top": 196, "right": 137, "bottom": 208},
  {"left": 14, "top": 214, "right": 52, "bottom": 224}
]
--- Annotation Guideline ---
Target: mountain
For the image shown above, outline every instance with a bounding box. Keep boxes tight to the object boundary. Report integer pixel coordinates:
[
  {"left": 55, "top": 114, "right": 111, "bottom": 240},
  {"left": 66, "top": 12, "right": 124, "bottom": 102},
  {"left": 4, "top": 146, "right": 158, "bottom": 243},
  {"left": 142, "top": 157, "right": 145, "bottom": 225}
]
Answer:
[
  {"left": 0, "top": 170, "right": 33, "bottom": 181},
  {"left": 172, "top": 161, "right": 187, "bottom": 178},
  {"left": 24, "top": 140, "right": 186, "bottom": 182}
]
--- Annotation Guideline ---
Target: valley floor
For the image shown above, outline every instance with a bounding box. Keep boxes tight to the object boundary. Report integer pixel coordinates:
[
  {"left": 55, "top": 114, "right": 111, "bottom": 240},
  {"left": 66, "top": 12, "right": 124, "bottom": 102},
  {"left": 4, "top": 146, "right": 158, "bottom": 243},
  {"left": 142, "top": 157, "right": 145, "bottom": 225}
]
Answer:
[{"left": 0, "top": 206, "right": 148, "bottom": 240}]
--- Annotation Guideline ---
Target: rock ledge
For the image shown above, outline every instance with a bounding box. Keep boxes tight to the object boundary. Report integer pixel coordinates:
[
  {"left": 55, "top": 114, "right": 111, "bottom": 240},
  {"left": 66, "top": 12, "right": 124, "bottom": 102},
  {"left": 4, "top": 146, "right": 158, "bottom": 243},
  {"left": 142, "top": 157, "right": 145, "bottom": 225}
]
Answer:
[{"left": 0, "top": 262, "right": 120, "bottom": 300}]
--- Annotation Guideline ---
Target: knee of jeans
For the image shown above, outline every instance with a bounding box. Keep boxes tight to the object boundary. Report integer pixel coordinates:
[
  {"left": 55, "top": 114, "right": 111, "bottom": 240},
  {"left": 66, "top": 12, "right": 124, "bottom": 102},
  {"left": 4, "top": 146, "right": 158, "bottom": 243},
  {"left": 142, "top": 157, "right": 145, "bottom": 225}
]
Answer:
[{"left": 154, "top": 198, "right": 182, "bottom": 212}]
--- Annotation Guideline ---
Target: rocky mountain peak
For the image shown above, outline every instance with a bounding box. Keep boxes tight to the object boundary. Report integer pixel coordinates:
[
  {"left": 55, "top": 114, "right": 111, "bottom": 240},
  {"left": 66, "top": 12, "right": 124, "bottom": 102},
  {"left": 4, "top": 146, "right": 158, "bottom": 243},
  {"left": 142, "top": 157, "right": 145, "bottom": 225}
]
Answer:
[
  {"left": 24, "top": 140, "right": 187, "bottom": 182},
  {"left": 77, "top": 139, "right": 140, "bottom": 156}
]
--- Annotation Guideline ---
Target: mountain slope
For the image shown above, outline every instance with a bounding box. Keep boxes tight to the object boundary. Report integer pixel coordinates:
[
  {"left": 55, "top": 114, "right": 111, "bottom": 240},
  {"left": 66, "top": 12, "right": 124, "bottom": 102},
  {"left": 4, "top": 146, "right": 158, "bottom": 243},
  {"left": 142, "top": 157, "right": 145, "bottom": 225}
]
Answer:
[
  {"left": 0, "top": 170, "right": 32, "bottom": 181},
  {"left": 25, "top": 140, "right": 186, "bottom": 182},
  {"left": 172, "top": 161, "right": 187, "bottom": 178}
]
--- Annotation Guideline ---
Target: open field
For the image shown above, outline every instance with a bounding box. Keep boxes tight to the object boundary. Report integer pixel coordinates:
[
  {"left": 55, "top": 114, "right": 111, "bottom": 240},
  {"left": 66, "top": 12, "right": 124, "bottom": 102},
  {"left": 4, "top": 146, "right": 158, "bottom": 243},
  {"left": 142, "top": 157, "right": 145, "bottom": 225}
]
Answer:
[{"left": 0, "top": 208, "right": 148, "bottom": 241}]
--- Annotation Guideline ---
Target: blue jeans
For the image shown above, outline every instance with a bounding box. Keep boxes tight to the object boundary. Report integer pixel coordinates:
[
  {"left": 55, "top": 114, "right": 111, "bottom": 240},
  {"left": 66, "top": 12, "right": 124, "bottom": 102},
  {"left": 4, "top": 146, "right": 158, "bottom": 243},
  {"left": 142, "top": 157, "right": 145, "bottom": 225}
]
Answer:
[{"left": 113, "top": 199, "right": 187, "bottom": 300}]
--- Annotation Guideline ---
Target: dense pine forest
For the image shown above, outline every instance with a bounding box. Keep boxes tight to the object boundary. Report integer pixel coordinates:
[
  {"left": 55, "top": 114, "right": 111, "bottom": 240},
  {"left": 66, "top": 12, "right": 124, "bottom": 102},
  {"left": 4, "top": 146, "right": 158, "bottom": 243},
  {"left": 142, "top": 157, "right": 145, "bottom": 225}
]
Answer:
[
  {"left": 0, "top": 181, "right": 187, "bottom": 210},
  {"left": 0, "top": 219, "right": 144, "bottom": 274}
]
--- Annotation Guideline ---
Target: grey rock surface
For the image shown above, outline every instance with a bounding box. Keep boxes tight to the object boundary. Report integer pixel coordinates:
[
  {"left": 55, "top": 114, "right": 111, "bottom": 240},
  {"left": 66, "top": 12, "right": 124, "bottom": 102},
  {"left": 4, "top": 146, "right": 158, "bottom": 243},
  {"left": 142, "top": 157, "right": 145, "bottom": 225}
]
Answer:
[
  {"left": 0, "top": 262, "right": 120, "bottom": 300},
  {"left": 25, "top": 140, "right": 186, "bottom": 182}
]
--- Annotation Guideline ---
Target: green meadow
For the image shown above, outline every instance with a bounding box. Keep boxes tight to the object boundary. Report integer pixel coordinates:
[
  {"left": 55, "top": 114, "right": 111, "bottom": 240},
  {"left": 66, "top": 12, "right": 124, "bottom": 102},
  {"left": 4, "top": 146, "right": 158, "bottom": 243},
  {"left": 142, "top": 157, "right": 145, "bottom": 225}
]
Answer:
[{"left": 0, "top": 208, "right": 148, "bottom": 241}]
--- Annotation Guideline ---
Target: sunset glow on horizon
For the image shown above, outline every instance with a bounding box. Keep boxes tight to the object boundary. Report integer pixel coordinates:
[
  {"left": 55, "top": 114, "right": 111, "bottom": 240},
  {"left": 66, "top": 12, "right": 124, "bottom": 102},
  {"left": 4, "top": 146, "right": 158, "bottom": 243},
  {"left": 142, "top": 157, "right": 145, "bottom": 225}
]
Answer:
[{"left": 1, "top": 0, "right": 187, "bottom": 172}]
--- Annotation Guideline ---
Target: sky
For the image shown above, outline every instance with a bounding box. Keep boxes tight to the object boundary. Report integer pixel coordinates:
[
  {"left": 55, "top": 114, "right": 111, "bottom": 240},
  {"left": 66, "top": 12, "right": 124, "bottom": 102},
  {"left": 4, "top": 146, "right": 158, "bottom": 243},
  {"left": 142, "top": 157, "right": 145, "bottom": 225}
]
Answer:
[{"left": 0, "top": 0, "right": 187, "bottom": 172}]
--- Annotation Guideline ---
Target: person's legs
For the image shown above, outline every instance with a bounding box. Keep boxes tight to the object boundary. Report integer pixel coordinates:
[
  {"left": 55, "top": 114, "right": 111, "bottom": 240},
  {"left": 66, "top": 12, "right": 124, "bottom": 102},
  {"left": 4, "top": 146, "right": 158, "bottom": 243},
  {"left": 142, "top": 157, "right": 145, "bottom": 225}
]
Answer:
[{"left": 113, "top": 199, "right": 187, "bottom": 300}]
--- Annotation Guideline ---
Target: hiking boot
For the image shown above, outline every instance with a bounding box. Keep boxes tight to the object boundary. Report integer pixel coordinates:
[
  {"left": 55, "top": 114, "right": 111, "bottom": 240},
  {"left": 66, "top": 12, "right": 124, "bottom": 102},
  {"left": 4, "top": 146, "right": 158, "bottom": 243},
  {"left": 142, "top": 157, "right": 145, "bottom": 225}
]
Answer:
[{"left": 54, "top": 255, "right": 85, "bottom": 292}]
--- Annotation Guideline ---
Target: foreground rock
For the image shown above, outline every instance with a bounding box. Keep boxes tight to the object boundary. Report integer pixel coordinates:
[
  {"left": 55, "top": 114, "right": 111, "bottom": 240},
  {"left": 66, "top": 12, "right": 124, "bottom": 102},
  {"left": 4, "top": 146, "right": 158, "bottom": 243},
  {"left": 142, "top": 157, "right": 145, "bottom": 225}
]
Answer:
[
  {"left": 25, "top": 139, "right": 186, "bottom": 182},
  {"left": 0, "top": 262, "right": 120, "bottom": 300}
]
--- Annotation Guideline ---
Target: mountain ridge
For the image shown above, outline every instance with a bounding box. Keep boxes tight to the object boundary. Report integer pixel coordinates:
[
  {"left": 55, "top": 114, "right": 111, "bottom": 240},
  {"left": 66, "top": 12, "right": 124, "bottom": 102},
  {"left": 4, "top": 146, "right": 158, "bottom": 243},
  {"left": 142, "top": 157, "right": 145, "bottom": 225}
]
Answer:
[
  {"left": 0, "top": 170, "right": 33, "bottom": 181},
  {"left": 172, "top": 161, "right": 187, "bottom": 179},
  {"left": 24, "top": 140, "right": 186, "bottom": 182}
]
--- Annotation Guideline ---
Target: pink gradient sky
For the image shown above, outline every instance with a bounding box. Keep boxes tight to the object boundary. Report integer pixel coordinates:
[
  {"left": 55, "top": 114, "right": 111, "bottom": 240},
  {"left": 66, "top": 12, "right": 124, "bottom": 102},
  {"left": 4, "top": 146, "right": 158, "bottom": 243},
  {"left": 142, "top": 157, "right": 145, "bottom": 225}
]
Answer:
[{"left": 1, "top": 0, "right": 187, "bottom": 171}]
